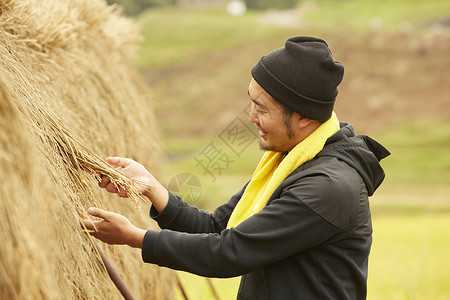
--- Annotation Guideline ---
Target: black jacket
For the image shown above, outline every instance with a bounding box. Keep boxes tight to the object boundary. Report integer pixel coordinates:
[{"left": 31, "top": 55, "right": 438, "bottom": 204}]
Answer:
[{"left": 142, "top": 123, "right": 390, "bottom": 299}]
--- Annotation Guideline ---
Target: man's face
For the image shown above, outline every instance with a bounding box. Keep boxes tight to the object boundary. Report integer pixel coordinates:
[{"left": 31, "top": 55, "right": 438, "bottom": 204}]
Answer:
[{"left": 247, "top": 79, "right": 298, "bottom": 152}]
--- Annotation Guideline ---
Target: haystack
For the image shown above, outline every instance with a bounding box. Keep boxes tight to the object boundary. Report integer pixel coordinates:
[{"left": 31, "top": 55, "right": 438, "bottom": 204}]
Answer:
[{"left": 0, "top": 0, "right": 173, "bottom": 298}]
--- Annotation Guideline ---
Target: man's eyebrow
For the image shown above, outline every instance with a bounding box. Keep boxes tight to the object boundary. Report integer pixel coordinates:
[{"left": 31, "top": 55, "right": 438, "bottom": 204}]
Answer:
[{"left": 251, "top": 99, "right": 265, "bottom": 108}]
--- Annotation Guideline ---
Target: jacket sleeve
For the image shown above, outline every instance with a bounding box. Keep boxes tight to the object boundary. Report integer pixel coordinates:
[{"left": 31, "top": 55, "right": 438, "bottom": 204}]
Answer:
[
  {"left": 149, "top": 183, "right": 248, "bottom": 234},
  {"left": 142, "top": 175, "right": 345, "bottom": 278}
]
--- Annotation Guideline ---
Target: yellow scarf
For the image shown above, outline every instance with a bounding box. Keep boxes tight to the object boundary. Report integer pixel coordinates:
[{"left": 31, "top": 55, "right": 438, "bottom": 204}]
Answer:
[{"left": 227, "top": 112, "right": 340, "bottom": 228}]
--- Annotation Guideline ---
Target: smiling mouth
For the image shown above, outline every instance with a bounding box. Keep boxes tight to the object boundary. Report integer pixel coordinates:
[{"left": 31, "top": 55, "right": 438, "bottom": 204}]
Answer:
[{"left": 256, "top": 126, "right": 267, "bottom": 138}]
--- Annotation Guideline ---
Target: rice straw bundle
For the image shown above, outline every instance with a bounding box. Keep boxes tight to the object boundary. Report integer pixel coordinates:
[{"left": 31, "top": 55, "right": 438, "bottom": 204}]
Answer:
[{"left": 0, "top": 0, "right": 173, "bottom": 298}]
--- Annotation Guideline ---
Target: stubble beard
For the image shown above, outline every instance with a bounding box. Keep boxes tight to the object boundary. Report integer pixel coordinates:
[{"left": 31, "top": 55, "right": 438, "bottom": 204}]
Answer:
[
  {"left": 259, "top": 114, "right": 295, "bottom": 152},
  {"left": 259, "top": 139, "right": 268, "bottom": 151}
]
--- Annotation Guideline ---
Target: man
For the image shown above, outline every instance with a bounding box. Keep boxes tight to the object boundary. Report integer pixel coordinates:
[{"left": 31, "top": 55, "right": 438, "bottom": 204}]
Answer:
[{"left": 83, "top": 36, "right": 390, "bottom": 299}]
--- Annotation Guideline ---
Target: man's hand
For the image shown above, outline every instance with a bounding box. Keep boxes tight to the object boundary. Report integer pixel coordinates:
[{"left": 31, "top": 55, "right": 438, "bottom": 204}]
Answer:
[
  {"left": 82, "top": 207, "right": 146, "bottom": 249},
  {"left": 99, "top": 157, "right": 155, "bottom": 197},
  {"left": 99, "top": 157, "right": 168, "bottom": 212}
]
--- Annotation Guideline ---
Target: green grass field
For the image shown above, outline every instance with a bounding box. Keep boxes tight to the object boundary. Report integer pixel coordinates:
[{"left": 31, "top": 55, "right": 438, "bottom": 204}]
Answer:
[{"left": 130, "top": 0, "right": 450, "bottom": 298}]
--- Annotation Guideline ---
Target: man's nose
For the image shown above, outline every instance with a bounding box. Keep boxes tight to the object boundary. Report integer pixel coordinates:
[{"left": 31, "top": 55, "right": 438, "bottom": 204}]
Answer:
[{"left": 248, "top": 103, "right": 258, "bottom": 124}]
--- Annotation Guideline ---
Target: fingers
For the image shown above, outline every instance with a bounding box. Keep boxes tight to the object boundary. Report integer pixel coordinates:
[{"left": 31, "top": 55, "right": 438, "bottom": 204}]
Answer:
[
  {"left": 82, "top": 207, "right": 114, "bottom": 231},
  {"left": 88, "top": 207, "right": 113, "bottom": 220},
  {"left": 81, "top": 207, "right": 107, "bottom": 233},
  {"left": 81, "top": 212, "right": 101, "bottom": 232},
  {"left": 98, "top": 175, "right": 122, "bottom": 195},
  {"left": 81, "top": 218, "right": 97, "bottom": 231},
  {"left": 105, "top": 182, "right": 120, "bottom": 194},
  {"left": 98, "top": 157, "right": 133, "bottom": 197},
  {"left": 81, "top": 207, "right": 143, "bottom": 247},
  {"left": 81, "top": 219, "right": 103, "bottom": 241},
  {"left": 98, "top": 174, "right": 111, "bottom": 188},
  {"left": 106, "top": 157, "right": 132, "bottom": 168}
]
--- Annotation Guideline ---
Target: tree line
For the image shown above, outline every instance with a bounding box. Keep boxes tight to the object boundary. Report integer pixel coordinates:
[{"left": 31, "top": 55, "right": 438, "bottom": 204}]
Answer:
[{"left": 107, "top": 0, "right": 300, "bottom": 16}]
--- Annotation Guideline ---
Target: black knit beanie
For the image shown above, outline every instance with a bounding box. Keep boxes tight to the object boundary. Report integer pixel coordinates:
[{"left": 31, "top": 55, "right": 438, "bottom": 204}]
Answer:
[{"left": 251, "top": 36, "right": 344, "bottom": 121}]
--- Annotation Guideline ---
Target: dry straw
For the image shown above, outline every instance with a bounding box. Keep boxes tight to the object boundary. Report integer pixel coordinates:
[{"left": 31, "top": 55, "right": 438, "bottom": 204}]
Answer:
[{"left": 0, "top": 0, "right": 173, "bottom": 298}]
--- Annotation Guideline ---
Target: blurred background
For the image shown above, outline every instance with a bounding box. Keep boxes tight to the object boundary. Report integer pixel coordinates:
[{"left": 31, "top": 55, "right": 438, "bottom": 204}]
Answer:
[{"left": 107, "top": 0, "right": 450, "bottom": 299}]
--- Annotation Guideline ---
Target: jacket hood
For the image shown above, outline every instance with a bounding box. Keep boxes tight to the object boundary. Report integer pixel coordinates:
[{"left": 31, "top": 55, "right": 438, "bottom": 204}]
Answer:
[{"left": 318, "top": 122, "right": 390, "bottom": 196}]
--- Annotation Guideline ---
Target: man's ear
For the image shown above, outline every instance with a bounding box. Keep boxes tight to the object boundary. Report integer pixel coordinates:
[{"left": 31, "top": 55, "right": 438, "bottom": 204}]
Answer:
[{"left": 294, "top": 113, "right": 313, "bottom": 129}]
